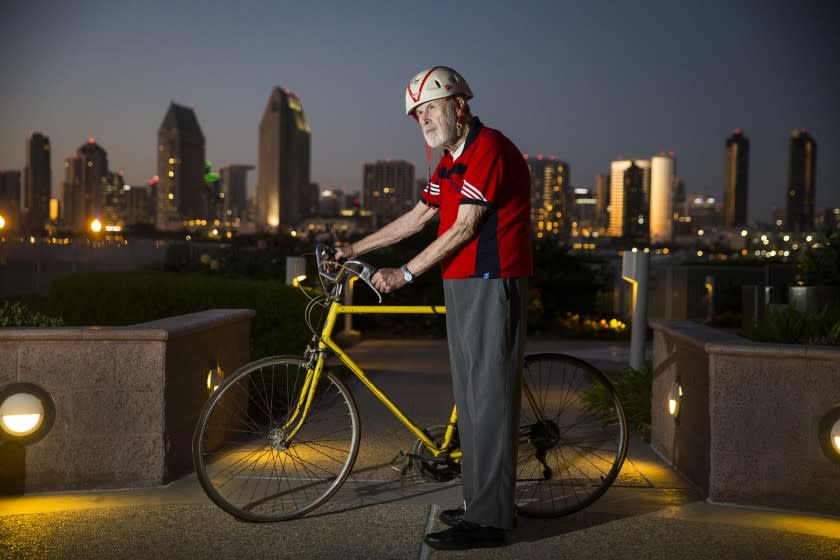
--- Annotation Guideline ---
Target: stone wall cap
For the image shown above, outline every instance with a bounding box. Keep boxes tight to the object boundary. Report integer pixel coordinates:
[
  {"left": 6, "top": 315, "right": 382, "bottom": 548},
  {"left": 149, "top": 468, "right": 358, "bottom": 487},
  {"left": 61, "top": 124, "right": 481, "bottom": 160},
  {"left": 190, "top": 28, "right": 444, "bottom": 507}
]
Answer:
[
  {"left": 653, "top": 320, "right": 840, "bottom": 361},
  {"left": 0, "top": 309, "right": 256, "bottom": 341},
  {"left": 652, "top": 320, "right": 741, "bottom": 350}
]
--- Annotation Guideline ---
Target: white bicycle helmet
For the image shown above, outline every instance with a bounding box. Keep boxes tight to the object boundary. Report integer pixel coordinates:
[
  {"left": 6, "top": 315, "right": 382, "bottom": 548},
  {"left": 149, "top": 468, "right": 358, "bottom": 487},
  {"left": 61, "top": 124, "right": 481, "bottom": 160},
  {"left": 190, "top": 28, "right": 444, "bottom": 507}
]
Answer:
[{"left": 405, "top": 66, "right": 473, "bottom": 116}]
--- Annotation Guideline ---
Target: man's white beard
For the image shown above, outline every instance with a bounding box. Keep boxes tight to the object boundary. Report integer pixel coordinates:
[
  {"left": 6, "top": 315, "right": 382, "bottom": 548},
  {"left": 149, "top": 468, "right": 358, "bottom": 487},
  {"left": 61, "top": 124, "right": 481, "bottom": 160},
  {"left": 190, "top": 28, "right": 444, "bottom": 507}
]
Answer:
[{"left": 422, "top": 105, "right": 458, "bottom": 148}]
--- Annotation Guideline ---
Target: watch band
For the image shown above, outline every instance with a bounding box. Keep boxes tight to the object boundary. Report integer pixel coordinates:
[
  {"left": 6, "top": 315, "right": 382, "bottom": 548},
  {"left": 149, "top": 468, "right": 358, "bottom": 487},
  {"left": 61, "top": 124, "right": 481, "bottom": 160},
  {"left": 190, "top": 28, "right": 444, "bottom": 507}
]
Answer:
[{"left": 401, "top": 264, "right": 415, "bottom": 283}]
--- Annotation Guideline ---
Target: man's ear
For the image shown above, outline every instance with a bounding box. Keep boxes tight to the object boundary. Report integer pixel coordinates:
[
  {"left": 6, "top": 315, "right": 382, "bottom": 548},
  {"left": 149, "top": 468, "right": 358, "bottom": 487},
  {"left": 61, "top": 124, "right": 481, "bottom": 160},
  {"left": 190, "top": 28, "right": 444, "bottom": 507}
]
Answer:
[{"left": 455, "top": 97, "right": 466, "bottom": 122}]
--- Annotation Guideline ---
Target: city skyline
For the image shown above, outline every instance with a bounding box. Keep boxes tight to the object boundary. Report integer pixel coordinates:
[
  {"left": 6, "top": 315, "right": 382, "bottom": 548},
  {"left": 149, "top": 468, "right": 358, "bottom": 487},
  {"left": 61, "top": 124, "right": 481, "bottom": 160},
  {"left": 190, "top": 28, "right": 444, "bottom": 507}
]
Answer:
[{"left": 1, "top": 1, "right": 838, "bottom": 225}]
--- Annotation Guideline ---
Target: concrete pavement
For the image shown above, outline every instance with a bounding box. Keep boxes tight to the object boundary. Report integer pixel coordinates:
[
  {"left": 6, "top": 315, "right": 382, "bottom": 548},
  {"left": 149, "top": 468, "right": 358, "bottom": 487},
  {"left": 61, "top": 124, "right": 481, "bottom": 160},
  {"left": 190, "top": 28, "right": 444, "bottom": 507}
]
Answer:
[{"left": 2, "top": 339, "right": 839, "bottom": 559}]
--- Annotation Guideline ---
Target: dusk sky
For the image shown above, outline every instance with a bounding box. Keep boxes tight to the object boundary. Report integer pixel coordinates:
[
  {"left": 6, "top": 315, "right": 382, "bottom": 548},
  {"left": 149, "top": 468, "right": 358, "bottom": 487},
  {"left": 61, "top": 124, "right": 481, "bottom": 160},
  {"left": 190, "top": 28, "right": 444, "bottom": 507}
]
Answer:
[{"left": 1, "top": 0, "right": 838, "bottom": 224}]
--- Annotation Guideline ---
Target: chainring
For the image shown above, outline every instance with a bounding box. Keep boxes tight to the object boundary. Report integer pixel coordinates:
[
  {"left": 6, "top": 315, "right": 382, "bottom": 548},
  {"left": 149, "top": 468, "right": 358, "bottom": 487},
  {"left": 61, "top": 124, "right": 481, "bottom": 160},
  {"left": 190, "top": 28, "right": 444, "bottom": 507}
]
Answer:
[{"left": 410, "top": 425, "right": 461, "bottom": 483}]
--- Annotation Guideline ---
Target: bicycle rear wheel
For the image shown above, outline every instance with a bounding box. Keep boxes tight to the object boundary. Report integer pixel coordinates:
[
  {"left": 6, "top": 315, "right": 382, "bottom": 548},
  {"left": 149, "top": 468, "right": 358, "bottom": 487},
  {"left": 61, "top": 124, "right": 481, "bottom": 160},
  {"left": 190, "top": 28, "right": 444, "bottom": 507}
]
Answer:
[
  {"left": 192, "top": 356, "right": 361, "bottom": 522},
  {"left": 515, "top": 353, "right": 628, "bottom": 517}
]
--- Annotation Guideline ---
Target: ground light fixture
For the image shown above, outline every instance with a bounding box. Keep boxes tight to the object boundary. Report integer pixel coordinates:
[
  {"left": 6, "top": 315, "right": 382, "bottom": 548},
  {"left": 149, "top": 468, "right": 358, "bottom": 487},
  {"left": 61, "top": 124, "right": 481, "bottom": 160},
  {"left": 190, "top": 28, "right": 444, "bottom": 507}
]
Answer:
[
  {"left": 818, "top": 405, "right": 840, "bottom": 465},
  {"left": 667, "top": 380, "right": 683, "bottom": 419},
  {"left": 0, "top": 383, "right": 56, "bottom": 444},
  {"left": 207, "top": 365, "right": 225, "bottom": 393}
]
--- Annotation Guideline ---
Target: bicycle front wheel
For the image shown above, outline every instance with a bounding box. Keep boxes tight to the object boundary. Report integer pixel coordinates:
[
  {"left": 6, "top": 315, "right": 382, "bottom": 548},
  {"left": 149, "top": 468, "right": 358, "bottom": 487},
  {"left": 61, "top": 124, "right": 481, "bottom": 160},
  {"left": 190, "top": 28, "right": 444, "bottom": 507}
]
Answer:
[
  {"left": 516, "top": 353, "right": 628, "bottom": 517},
  {"left": 192, "top": 356, "right": 361, "bottom": 522}
]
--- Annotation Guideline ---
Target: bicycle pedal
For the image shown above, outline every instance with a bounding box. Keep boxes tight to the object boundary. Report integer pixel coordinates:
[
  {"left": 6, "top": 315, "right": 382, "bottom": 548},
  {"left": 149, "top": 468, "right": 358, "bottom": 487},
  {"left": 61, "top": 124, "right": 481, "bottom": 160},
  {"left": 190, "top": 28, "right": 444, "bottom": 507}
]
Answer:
[{"left": 388, "top": 450, "right": 410, "bottom": 472}]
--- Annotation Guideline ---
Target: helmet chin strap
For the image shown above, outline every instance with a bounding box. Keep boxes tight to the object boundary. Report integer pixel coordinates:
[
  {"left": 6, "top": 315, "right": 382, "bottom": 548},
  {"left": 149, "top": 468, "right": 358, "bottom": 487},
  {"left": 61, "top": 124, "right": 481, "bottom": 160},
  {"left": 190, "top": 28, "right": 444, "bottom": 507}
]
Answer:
[{"left": 426, "top": 143, "right": 433, "bottom": 188}]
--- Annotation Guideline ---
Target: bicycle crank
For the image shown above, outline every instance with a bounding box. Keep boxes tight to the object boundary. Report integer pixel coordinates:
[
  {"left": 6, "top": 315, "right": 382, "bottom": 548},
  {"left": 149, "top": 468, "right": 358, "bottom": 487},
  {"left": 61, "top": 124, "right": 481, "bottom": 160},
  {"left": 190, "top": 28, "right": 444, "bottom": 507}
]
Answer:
[{"left": 410, "top": 425, "right": 461, "bottom": 483}]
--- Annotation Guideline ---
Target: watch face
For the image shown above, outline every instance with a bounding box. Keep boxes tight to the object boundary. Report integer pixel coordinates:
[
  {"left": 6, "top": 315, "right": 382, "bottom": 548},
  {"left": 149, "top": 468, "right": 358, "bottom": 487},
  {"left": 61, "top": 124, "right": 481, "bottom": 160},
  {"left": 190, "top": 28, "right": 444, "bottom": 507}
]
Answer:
[{"left": 403, "top": 266, "right": 413, "bottom": 282}]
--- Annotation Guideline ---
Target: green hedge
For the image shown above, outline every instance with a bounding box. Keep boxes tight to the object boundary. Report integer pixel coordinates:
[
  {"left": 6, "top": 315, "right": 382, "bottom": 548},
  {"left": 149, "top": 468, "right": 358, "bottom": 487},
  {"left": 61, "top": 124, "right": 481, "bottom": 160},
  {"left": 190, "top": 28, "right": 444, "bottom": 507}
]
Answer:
[
  {"left": 0, "top": 301, "right": 64, "bottom": 327},
  {"left": 47, "top": 271, "right": 313, "bottom": 359}
]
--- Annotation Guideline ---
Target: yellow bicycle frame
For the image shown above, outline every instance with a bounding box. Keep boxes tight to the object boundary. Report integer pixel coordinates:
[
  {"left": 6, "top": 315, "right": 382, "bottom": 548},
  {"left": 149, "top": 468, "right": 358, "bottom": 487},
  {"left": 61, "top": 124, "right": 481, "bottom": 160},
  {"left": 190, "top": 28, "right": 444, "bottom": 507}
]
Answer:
[
  {"left": 282, "top": 298, "right": 545, "bottom": 460},
  {"left": 282, "top": 300, "right": 461, "bottom": 459}
]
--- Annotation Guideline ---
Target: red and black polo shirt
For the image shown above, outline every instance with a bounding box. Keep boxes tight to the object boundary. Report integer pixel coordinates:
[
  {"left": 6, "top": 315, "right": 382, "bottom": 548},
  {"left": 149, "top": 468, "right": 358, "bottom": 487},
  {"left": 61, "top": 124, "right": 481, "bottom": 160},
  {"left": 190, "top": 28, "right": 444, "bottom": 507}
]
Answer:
[{"left": 422, "top": 118, "right": 533, "bottom": 279}]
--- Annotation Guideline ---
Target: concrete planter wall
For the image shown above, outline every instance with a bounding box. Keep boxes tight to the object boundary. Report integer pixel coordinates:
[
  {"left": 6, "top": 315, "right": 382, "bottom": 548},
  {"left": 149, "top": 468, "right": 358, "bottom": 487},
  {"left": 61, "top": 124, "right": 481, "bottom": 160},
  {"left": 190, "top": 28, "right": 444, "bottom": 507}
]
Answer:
[
  {"left": 651, "top": 321, "right": 840, "bottom": 515},
  {"left": 0, "top": 309, "right": 254, "bottom": 492}
]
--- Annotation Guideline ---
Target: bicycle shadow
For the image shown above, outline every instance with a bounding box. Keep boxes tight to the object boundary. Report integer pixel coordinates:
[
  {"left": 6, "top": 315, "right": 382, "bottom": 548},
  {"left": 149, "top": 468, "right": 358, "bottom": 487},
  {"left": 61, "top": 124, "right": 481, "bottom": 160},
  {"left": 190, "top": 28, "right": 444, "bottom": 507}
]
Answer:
[{"left": 509, "top": 486, "right": 703, "bottom": 544}]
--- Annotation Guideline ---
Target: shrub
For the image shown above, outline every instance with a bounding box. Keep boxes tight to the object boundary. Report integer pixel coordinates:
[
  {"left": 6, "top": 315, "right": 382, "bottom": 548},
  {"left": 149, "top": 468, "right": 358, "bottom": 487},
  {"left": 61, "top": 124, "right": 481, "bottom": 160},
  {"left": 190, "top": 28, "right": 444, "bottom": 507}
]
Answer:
[
  {"left": 553, "top": 312, "right": 630, "bottom": 340},
  {"left": 582, "top": 363, "right": 652, "bottom": 441},
  {"left": 47, "top": 271, "right": 313, "bottom": 358},
  {"left": 748, "top": 304, "right": 840, "bottom": 346},
  {"left": 0, "top": 301, "right": 64, "bottom": 327}
]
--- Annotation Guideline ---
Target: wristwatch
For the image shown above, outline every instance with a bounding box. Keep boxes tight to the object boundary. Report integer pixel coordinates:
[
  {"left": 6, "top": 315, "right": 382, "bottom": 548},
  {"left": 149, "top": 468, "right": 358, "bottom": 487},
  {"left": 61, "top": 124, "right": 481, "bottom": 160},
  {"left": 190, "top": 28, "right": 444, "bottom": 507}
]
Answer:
[{"left": 401, "top": 264, "right": 415, "bottom": 283}]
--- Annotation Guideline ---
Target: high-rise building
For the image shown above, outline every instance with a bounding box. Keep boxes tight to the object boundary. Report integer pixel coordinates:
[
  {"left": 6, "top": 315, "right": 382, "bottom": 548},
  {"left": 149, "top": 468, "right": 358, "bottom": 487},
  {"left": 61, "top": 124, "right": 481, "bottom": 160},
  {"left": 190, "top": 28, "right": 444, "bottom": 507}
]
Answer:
[
  {"left": 62, "top": 137, "right": 108, "bottom": 231},
  {"left": 123, "top": 183, "right": 156, "bottom": 228},
  {"left": 787, "top": 129, "right": 816, "bottom": 232},
  {"left": 219, "top": 164, "right": 254, "bottom": 220},
  {"left": 608, "top": 159, "right": 651, "bottom": 239},
  {"left": 362, "top": 160, "right": 415, "bottom": 226},
  {"left": 257, "top": 87, "right": 311, "bottom": 230},
  {"left": 0, "top": 170, "right": 22, "bottom": 232},
  {"left": 527, "top": 155, "right": 570, "bottom": 239},
  {"left": 157, "top": 102, "right": 206, "bottom": 231},
  {"left": 684, "top": 194, "right": 723, "bottom": 230},
  {"left": 23, "top": 131, "right": 51, "bottom": 232},
  {"left": 595, "top": 173, "right": 610, "bottom": 230},
  {"left": 724, "top": 128, "right": 750, "bottom": 227},
  {"left": 650, "top": 155, "right": 674, "bottom": 244},
  {"left": 100, "top": 170, "right": 125, "bottom": 229}
]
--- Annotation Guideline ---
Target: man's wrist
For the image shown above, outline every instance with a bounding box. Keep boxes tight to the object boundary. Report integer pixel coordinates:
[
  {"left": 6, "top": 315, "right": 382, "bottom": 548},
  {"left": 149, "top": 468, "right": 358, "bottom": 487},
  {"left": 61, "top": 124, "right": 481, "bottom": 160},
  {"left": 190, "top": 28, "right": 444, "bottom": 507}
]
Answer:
[{"left": 401, "top": 264, "right": 415, "bottom": 283}]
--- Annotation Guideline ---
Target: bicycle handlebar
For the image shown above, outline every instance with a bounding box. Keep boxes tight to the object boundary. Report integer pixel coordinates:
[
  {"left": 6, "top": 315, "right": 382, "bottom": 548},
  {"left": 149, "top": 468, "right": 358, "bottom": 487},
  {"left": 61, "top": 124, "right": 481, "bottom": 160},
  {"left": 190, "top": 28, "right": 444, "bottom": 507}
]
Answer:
[{"left": 315, "top": 243, "right": 382, "bottom": 303}]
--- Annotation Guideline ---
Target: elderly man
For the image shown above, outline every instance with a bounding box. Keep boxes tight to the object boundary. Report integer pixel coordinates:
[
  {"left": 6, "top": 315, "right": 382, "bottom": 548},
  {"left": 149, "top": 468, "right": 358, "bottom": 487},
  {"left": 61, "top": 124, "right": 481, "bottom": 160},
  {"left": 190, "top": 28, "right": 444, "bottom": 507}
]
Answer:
[{"left": 336, "top": 66, "right": 532, "bottom": 550}]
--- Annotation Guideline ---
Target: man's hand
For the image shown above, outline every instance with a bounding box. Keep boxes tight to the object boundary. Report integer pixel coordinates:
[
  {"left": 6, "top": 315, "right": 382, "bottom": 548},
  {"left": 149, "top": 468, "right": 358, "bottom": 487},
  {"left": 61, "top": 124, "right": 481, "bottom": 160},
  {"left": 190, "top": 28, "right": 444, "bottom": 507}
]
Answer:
[
  {"left": 335, "top": 245, "right": 356, "bottom": 261},
  {"left": 371, "top": 268, "right": 406, "bottom": 293}
]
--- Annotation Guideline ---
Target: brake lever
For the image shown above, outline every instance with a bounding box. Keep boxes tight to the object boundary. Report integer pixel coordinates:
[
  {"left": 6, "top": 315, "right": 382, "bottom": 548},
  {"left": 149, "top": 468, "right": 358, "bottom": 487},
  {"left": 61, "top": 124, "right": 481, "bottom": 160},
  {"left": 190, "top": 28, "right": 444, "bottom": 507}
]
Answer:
[{"left": 344, "top": 259, "right": 383, "bottom": 304}]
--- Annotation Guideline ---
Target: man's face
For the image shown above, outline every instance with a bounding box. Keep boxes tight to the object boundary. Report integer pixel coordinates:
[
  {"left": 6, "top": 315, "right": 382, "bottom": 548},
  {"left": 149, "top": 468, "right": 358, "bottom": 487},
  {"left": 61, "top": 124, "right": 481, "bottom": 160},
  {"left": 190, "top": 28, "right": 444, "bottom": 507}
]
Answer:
[{"left": 415, "top": 97, "right": 457, "bottom": 148}]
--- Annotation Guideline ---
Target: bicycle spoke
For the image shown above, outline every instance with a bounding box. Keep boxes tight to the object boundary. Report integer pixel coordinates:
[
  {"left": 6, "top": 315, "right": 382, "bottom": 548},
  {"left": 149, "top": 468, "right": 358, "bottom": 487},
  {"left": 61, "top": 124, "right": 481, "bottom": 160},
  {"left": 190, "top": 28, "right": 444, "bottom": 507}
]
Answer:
[
  {"left": 516, "top": 354, "right": 627, "bottom": 518},
  {"left": 193, "top": 357, "right": 360, "bottom": 522}
]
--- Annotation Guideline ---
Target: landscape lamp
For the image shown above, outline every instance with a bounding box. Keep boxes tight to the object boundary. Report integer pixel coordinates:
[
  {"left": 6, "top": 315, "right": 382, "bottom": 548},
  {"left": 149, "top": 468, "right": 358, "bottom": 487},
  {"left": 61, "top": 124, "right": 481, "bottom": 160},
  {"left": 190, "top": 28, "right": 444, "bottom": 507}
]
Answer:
[
  {"left": 0, "top": 383, "right": 55, "bottom": 443},
  {"left": 667, "top": 381, "right": 683, "bottom": 419},
  {"left": 818, "top": 405, "right": 840, "bottom": 465},
  {"left": 207, "top": 365, "right": 225, "bottom": 393}
]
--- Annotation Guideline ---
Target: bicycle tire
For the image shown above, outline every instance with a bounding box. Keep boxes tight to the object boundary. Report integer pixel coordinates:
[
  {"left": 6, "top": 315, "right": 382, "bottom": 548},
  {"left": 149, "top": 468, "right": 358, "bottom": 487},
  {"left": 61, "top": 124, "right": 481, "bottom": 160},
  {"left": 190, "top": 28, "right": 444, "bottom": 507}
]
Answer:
[
  {"left": 515, "top": 352, "right": 628, "bottom": 517},
  {"left": 192, "top": 356, "right": 361, "bottom": 522}
]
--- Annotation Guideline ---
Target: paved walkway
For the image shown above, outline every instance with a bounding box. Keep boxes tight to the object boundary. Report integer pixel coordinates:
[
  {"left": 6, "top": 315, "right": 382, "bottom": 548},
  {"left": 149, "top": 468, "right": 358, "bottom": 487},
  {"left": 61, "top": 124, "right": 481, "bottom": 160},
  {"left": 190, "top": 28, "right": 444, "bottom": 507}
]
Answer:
[{"left": 2, "top": 339, "right": 839, "bottom": 559}]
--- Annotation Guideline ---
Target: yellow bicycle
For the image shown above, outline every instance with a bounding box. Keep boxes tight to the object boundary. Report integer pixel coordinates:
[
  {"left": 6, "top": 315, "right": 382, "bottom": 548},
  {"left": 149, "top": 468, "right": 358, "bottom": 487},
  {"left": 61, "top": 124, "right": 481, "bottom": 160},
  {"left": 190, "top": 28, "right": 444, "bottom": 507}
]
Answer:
[{"left": 192, "top": 245, "right": 628, "bottom": 522}]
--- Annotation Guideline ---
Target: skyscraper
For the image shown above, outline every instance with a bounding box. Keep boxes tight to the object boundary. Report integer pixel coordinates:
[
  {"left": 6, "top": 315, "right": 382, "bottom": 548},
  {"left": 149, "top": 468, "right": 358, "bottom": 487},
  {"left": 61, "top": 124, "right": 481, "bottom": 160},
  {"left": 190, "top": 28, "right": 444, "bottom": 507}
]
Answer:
[
  {"left": 257, "top": 88, "right": 311, "bottom": 230},
  {"left": 0, "top": 170, "right": 22, "bottom": 232},
  {"left": 650, "top": 155, "right": 674, "bottom": 245},
  {"left": 595, "top": 172, "right": 610, "bottom": 231},
  {"left": 23, "top": 131, "right": 51, "bottom": 232},
  {"left": 362, "top": 160, "right": 415, "bottom": 226},
  {"left": 608, "top": 159, "right": 650, "bottom": 239},
  {"left": 219, "top": 164, "right": 254, "bottom": 220},
  {"left": 527, "top": 155, "right": 570, "bottom": 239},
  {"left": 724, "top": 128, "right": 750, "bottom": 227},
  {"left": 157, "top": 102, "right": 206, "bottom": 231},
  {"left": 787, "top": 129, "right": 816, "bottom": 232},
  {"left": 62, "top": 137, "right": 108, "bottom": 231}
]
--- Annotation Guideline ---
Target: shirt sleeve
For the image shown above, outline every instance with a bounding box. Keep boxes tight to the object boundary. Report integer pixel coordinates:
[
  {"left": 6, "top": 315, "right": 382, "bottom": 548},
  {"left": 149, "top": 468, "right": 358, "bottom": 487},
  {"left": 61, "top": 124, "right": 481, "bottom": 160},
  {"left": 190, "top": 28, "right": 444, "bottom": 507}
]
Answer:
[
  {"left": 421, "top": 159, "right": 443, "bottom": 208},
  {"left": 460, "top": 134, "right": 502, "bottom": 207}
]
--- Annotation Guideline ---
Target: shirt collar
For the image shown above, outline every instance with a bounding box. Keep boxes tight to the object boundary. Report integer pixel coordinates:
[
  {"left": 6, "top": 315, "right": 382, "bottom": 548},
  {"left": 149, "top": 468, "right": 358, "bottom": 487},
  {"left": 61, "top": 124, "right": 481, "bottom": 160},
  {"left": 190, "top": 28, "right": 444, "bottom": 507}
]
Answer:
[{"left": 447, "top": 117, "right": 483, "bottom": 161}]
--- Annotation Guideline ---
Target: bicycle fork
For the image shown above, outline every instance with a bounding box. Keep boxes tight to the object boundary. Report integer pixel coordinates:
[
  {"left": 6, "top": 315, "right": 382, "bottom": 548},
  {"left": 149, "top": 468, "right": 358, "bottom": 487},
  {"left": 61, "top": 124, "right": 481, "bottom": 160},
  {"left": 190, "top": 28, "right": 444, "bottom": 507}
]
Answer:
[{"left": 270, "top": 349, "right": 327, "bottom": 450}]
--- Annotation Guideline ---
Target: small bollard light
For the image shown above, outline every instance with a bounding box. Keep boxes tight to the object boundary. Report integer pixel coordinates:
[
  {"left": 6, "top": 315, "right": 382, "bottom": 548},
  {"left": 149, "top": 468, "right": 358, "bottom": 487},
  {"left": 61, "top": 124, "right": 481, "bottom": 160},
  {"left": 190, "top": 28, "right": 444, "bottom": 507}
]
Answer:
[
  {"left": 818, "top": 405, "right": 840, "bottom": 465},
  {"left": 207, "top": 366, "right": 225, "bottom": 393},
  {"left": 667, "top": 381, "right": 683, "bottom": 418},
  {"left": 0, "top": 383, "right": 56, "bottom": 444},
  {"left": 0, "top": 393, "right": 43, "bottom": 436}
]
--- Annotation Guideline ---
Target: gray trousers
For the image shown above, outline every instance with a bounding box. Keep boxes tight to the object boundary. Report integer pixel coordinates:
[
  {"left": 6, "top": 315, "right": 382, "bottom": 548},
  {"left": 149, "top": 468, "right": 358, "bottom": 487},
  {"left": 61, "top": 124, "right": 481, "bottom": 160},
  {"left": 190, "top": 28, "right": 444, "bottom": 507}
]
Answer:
[{"left": 444, "top": 277, "right": 527, "bottom": 530}]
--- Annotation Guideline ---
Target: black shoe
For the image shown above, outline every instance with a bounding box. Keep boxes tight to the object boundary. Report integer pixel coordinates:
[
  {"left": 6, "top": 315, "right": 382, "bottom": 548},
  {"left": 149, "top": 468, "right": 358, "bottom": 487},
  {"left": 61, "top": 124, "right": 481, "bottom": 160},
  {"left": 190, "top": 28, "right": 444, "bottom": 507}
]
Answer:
[
  {"left": 423, "top": 522, "right": 506, "bottom": 550},
  {"left": 438, "top": 506, "right": 464, "bottom": 527}
]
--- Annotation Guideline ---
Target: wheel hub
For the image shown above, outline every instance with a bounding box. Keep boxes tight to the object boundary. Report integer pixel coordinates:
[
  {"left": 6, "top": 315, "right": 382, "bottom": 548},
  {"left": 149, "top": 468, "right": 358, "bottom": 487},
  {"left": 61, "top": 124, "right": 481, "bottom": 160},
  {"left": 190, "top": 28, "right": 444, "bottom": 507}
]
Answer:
[{"left": 268, "top": 427, "right": 289, "bottom": 450}]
